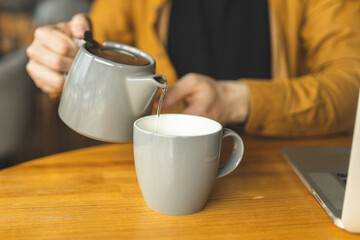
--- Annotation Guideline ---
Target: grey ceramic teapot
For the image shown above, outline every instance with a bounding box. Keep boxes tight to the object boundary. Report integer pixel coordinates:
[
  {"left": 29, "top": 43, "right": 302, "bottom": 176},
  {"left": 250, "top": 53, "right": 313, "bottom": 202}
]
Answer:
[{"left": 58, "top": 31, "right": 167, "bottom": 142}]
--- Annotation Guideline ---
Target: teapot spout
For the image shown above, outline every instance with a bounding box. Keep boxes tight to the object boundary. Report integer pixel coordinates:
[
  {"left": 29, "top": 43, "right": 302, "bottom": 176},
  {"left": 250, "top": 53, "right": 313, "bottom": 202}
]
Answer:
[
  {"left": 126, "top": 74, "right": 167, "bottom": 117},
  {"left": 152, "top": 74, "right": 167, "bottom": 89}
]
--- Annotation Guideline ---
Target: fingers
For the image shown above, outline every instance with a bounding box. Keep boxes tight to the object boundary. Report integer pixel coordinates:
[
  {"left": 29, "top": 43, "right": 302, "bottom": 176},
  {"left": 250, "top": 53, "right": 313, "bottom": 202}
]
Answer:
[
  {"left": 27, "top": 40, "right": 74, "bottom": 73},
  {"left": 156, "top": 73, "right": 236, "bottom": 125},
  {"left": 182, "top": 100, "right": 209, "bottom": 117},
  {"left": 69, "top": 13, "right": 92, "bottom": 38},
  {"left": 33, "top": 25, "right": 79, "bottom": 58},
  {"left": 162, "top": 73, "right": 199, "bottom": 108},
  {"left": 26, "top": 13, "right": 91, "bottom": 95},
  {"left": 26, "top": 60, "right": 65, "bottom": 94},
  {"left": 30, "top": 14, "right": 91, "bottom": 59},
  {"left": 26, "top": 25, "right": 74, "bottom": 94},
  {"left": 26, "top": 27, "right": 75, "bottom": 94},
  {"left": 161, "top": 73, "right": 220, "bottom": 120}
]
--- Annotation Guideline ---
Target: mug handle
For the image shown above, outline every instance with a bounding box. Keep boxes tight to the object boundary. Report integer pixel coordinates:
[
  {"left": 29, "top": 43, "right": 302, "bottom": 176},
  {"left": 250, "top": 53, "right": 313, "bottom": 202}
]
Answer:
[{"left": 216, "top": 128, "right": 244, "bottom": 178}]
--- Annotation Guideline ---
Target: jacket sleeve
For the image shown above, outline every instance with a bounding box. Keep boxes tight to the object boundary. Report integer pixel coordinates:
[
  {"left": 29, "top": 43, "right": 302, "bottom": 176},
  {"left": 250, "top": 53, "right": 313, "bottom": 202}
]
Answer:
[
  {"left": 89, "top": 0, "right": 134, "bottom": 45},
  {"left": 243, "top": 0, "right": 360, "bottom": 137}
]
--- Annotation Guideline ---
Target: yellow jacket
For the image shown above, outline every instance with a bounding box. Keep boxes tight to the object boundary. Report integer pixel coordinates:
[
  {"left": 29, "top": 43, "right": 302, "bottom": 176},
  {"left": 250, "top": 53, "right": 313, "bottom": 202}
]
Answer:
[{"left": 89, "top": 0, "right": 360, "bottom": 137}]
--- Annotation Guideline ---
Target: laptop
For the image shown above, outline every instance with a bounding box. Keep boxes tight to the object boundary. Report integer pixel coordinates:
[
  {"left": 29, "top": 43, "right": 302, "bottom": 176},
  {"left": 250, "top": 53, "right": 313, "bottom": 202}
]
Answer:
[{"left": 281, "top": 94, "right": 360, "bottom": 233}]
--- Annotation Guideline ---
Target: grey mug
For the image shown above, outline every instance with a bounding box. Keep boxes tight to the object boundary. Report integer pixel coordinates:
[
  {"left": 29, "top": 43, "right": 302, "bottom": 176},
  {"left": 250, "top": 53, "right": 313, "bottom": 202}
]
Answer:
[{"left": 133, "top": 114, "right": 244, "bottom": 215}]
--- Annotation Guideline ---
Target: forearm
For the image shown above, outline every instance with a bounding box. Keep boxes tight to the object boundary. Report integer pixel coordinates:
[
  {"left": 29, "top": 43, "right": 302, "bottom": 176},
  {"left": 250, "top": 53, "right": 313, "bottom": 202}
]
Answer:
[{"left": 243, "top": 62, "right": 360, "bottom": 137}]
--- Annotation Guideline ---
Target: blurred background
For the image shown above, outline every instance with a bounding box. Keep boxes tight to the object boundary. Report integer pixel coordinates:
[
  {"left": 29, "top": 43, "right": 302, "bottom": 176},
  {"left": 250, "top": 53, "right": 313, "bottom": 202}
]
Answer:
[{"left": 0, "top": 0, "right": 100, "bottom": 169}]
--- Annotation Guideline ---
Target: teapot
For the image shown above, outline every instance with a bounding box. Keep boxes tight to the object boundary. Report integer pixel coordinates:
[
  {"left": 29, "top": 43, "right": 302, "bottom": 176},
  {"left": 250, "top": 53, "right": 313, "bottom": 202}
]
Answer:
[{"left": 58, "top": 31, "right": 167, "bottom": 142}]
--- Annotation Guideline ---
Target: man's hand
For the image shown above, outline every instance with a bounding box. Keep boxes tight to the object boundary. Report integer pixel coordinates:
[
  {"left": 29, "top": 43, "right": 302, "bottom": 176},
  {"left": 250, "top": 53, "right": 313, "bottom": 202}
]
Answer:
[
  {"left": 26, "top": 14, "right": 91, "bottom": 95},
  {"left": 159, "top": 73, "right": 249, "bottom": 125}
]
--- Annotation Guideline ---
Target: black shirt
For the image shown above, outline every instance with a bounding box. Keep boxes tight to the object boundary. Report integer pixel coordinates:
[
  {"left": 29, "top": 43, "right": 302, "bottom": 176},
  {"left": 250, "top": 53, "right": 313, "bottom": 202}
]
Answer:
[{"left": 168, "top": 0, "right": 271, "bottom": 80}]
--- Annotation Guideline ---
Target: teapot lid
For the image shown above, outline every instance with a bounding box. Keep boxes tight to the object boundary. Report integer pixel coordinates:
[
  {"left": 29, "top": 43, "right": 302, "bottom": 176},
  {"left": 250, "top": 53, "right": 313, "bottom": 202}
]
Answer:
[{"left": 83, "top": 31, "right": 150, "bottom": 66}]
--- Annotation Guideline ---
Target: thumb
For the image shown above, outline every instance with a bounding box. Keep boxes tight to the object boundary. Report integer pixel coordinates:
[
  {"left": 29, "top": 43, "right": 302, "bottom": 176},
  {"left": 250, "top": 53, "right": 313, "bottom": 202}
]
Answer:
[{"left": 69, "top": 13, "right": 92, "bottom": 38}]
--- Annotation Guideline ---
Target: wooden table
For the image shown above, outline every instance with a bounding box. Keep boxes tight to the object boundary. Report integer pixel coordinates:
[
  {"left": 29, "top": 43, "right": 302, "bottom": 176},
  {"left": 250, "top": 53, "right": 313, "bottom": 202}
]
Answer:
[{"left": 0, "top": 134, "right": 359, "bottom": 239}]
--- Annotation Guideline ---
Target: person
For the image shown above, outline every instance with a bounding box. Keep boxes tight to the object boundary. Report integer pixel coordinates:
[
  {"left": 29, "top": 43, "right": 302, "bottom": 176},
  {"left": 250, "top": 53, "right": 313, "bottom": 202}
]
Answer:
[{"left": 26, "top": 0, "right": 360, "bottom": 137}]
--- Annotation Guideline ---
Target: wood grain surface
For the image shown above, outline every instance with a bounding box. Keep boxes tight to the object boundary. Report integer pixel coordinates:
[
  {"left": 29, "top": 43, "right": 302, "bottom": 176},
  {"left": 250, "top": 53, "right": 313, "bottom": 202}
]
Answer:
[{"left": 0, "top": 134, "right": 359, "bottom": 239}]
